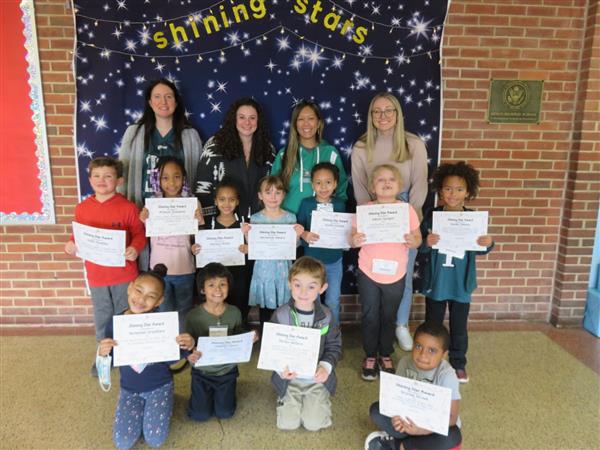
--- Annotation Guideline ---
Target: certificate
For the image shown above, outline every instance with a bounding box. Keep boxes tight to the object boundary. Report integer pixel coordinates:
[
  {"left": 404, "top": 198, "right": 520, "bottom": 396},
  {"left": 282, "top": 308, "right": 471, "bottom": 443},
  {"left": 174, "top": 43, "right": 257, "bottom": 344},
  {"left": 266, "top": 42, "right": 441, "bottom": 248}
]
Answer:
[
  {"left": 112, "top": 311, "right": 180, "bottom": 366},
  {"left": 379, "top": 371, "right": 452, "bottom": 436},
  {"left": 432, "top": 211, "right": 488, "bottom": 257},
  {"left": 309, "top": 211, "right": 354, "bottom": 249},
  {"left": 195, "top": 229, "right": 245, "bottom": 268},
  {"left": 248, "top": 224, "right": 297, "bottom": 260},
  {"left": 72, "top": 221, "right": 126, "bottom": 267},
  {"left": 257, "top": 322, "right": 320, "bottom": 378},
  {"left": 194, "top": 332, "right": 255, "bottom": 367},
  {"left": 356, "top": 203, "right": 409, "bottom": 244},
  {"left": 145, "top": 197, "right": 198, "bottom": 237}
]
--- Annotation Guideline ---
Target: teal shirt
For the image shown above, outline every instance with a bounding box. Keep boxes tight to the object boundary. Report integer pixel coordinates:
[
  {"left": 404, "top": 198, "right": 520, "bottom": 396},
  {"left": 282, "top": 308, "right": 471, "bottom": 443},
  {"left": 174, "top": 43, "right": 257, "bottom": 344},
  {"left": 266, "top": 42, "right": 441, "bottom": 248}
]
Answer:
[
  {"left": 419, "top": 206, "right": 494, "bottom": 303},
  {"left": 271, "top": 140, "right": 348, "bottom": 214},
  {"left": 141, "top": 129, "right": 181, "bottom": 199},
  {"left": 297, "top": 196, "right": 346, "bottom": 264}
]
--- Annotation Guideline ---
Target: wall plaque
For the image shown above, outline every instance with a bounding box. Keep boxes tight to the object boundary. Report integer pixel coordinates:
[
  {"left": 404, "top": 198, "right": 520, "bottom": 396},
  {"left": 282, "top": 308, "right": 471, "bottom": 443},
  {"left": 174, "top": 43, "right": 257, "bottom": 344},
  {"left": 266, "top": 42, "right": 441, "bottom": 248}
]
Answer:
[{"left": 488, "top": 79, "right": 543, "bottom": 124}]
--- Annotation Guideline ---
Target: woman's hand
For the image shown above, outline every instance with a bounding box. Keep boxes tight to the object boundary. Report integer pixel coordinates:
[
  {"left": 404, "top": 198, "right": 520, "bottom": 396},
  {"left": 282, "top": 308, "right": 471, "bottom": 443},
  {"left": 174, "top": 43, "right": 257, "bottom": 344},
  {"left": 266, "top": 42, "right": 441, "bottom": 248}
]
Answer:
[
  {"left": 280, "top": 367, "right": 297, "bottom": 380},
  {"left": 314, "top": 366, "right": 329, "bottom": 384},
  {"left": 241, "top": 223, "right": 251, "bottom": 235},
  {"left": 125, "top": 246, "right": 139, "bottom": 261},
  {"left": 392, "top": 416, "right": 430, "bottom": 436}
]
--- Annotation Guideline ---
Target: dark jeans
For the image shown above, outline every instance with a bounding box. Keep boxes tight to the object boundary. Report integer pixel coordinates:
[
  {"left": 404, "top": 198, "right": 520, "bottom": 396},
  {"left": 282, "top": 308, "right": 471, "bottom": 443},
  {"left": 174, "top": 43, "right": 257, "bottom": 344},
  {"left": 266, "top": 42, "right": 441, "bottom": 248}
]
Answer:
[
  {"left": 357, "top": 269, "right": 405, "bottom": 357},
  {"left": 188, "top": 367, "right": 239, "bottom": 421},
  {"left": 425, "top": 298, "right": 470, "bottom": 370},
  {"left": 369, "top": 402, "right": 462, "bottom": 450}
]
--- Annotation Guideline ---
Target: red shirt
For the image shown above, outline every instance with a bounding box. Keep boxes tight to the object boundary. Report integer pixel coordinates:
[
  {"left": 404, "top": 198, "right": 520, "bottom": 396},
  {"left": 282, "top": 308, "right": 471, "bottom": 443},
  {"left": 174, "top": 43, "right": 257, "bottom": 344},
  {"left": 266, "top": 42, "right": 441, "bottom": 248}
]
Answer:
[{"left": 72, "top": 194, "right": 146, "bottom": 287}]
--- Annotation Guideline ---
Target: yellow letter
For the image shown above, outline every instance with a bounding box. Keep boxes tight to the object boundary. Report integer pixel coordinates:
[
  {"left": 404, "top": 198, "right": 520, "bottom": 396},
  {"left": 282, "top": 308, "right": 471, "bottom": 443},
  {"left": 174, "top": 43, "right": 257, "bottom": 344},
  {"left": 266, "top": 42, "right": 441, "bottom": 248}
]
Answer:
[
  {"left": 250, "top": 0, "right": 267, "bottom": 19},
  {"left": 310, "top": 0, "right": 324, "bottom": 23},
  {"left": 232, "top": 4, "right": 249, "bottom": 22},
  {"left": 219, "top": 5, "right": 230, "bottom": 28},
  {"left": 203, "top": 15, "right": 220, "bottom": 34},
  {"left": 323, "top": 11, "right": 341, "bottom": 31},
  {"left": 168, "top": 23, "right": 188, "bottom": 45},
  {"left": 294, "top": 0, "right": 308, "bottom": 15},
  {"left": 352, "top": 26, "right": 368, "bottom": 44},
  {"left": 189, "top": 16, "right": 200, "bottom": 38},
  {"left": 153, "top": 31, "right": 168, "bottom": 49},
  {"left": 340, "top": 19, "right": 354, "bottom": 35}
]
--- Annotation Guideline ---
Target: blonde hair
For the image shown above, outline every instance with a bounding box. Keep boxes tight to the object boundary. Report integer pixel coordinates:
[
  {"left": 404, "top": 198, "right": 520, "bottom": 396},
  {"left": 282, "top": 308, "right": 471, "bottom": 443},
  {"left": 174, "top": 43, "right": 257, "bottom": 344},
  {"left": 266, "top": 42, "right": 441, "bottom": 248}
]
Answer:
[
  {"left": 258, "top": 175, "right": 286, "bottom": 193},
  {"left": 368, "top": 164, "right": 403, "bottom": 195},
  {"left": 357, "top": 92, "right": 411, "bottom": 164},
  {"left": 280, "top": 101, "right": 324, "bottom": 189},
  {"left": 288, "top": 256, "right": 327, "bottom": 285}
]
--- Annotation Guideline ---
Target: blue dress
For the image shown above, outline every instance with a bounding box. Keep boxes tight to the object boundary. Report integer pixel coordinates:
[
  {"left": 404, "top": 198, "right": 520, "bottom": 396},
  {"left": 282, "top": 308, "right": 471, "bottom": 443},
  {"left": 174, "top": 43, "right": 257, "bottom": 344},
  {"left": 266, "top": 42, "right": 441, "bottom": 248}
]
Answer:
[{"left": 248, "top": 210, "right": 297, "bottom": 309}]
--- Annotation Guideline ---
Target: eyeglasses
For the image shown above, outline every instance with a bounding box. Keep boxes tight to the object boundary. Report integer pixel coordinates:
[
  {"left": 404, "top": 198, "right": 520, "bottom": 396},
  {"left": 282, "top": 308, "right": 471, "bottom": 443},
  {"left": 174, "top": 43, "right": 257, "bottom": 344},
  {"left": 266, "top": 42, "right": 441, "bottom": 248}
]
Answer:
[{"left": 371, "top": 108, "right": 397, "bottom": 118}]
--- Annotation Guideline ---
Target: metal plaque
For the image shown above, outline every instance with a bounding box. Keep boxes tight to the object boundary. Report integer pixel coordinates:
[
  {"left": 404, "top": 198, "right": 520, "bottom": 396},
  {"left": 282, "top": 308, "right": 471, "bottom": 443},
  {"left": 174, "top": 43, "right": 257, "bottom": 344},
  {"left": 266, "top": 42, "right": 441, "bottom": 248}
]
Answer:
[{"left": 488, "top": 79, "right": 543, "bottom": 124}]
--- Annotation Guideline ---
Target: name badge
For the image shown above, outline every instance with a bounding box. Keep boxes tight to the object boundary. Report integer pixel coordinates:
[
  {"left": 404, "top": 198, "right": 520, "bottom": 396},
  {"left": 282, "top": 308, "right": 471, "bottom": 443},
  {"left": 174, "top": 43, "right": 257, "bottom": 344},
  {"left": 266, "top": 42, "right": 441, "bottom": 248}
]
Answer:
[
  {"left": 209, "top": 325, "right": 228, "bottom": 337},
  {"left": 372, "top": 259, "right": 398, "bottom": 275},
  {"left": 316, "top": 202, "right": 333, "bottom": 212}
]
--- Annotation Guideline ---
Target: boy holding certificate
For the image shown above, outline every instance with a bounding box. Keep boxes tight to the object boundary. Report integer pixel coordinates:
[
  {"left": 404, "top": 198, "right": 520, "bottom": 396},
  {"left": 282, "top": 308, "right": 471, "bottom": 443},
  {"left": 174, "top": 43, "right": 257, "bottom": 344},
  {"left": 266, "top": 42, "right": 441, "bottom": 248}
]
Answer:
[
  {"left": 365, "top": 322, "right": 462, "bottom": 450},
  {"left": 270, "top": 256, "right": 342, "bottom": 431},
  {"left": 65, "top": 157, "right": 146, "bottom": 376}
]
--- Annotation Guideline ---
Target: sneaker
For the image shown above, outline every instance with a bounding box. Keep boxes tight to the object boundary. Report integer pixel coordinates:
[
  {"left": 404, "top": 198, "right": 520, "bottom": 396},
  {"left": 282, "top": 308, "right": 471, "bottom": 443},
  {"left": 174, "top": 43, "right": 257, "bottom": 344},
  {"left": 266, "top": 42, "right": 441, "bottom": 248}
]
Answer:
[
  {"left": 361, "top": 357, "right": 379, "bottom": 381},
  {"left": 456, "top": 369, "right": 469, "bottom": 383},
  {"left": 395, "top": 324, "right": 413, "bottom": 351},
  {"left": 378, "top": 356, "right": 395, "bottom": 374},
  {"left": 90, "top": 363, "right": 98, "bottom": 378},
  {"left": 364, "top": 431, "right": 396, "bottom": 450}
]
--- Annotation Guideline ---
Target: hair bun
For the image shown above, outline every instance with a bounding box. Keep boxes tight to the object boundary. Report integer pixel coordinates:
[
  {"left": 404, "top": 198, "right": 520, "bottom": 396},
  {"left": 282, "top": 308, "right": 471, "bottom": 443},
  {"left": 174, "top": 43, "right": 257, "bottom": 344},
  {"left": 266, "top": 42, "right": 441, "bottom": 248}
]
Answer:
[{"left": 151, "top": 263, "right": 168, "bottom": 278}]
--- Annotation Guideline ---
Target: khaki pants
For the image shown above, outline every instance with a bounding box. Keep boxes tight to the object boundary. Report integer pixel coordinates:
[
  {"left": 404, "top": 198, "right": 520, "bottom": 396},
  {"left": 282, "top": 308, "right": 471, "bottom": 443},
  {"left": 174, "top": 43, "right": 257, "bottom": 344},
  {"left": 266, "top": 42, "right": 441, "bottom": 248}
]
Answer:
[{"left": 276, "top": 380, "right": 332, "bottom": 431}]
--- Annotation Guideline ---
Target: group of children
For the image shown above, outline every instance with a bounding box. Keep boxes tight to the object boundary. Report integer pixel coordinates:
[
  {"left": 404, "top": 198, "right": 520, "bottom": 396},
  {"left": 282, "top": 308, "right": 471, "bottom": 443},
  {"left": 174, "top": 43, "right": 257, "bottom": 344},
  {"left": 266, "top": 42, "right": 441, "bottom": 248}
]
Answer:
[{"left": 66, "top": 155, "right": 493, "bottom": 449}]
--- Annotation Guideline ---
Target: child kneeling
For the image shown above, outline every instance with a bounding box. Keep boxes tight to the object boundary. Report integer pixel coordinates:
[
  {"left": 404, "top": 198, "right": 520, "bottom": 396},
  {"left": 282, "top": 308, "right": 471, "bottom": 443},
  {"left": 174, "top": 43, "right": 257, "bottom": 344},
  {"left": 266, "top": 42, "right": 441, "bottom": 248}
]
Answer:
[
  {"left": 365, "top": 322, "right": 462, "bottom": 450},
  {"left": 270, "top": 256, "right": 342, "bottom": 431}
]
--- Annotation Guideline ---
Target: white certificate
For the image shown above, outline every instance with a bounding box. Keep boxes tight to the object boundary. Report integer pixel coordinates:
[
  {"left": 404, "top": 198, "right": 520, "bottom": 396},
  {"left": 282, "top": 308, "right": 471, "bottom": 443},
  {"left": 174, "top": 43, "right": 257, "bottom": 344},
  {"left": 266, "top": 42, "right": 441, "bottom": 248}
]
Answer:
[
  {"left": 257, "top": 322, "right": 320, "bottom": 378},
  {"left": 112, "top": 311, "right": 180, "bottom": 366},
  {"left": 379, "top": 371, "right": 452, "bottom": 436},
  {"left": 194, "top": 332, "right": 255, "bottom": 367},
  {"left": 432, "top": 211, "right": 488, "bottom": 256},
  {"left": 248, "top": 224, "right": 297, "bottom": 260},
  {"left": 309, "top": 211, "right": 354, "bottom": 249},
  {"left": 195, "top": 229, "right": 245, "bottom": 268},
  {"left": 72, "top": 221, "right": 126, "bottom": 267},
  {"left": 145, "top": 197, "right": 198, "bottom": 237},
  {"left": 356, "top": 203, "right": 409, "bottom": 244}
]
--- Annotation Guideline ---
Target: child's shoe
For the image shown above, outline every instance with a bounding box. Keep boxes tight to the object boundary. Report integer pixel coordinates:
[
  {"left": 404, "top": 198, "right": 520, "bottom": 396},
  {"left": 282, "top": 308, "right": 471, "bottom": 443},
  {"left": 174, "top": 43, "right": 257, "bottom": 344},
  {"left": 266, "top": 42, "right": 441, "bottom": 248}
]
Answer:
[
  {"left": 378, "top": 356, "right": 395, "bottom": 374},
  {"left": 456, "top": 368, "right": 469, "bottom": 383},
  {"left": 361, "top": 357, "right": 379, "bottom": 381},
  {"left": 395, "top": 324, "right": 413, "bottom": 351},
  {"left": 364, "top": 431, "right": 396, "bottom": 450}
]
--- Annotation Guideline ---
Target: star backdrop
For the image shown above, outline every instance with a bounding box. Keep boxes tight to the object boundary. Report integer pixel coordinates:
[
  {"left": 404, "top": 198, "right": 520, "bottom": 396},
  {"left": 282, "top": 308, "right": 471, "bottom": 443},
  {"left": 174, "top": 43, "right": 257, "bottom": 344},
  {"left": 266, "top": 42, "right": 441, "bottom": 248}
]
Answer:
[{"left": 75, "top": 0, "right": 449, "bottom": 293}]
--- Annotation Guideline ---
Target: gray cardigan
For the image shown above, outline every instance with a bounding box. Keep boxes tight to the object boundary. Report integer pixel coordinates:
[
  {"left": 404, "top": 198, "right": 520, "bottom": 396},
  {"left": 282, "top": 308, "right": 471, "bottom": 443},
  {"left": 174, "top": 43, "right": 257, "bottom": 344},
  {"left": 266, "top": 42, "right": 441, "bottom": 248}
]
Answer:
[{"left": 118, "top": 124, "right": 202, "bottom": 207}]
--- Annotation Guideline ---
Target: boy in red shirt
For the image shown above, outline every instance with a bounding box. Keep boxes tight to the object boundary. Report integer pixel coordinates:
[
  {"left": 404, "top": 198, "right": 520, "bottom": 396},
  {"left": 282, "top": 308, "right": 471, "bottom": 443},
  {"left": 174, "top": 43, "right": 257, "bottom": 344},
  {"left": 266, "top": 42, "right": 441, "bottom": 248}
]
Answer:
[{"left": 65, "top": 157, "right": 146, "bottom": 376}]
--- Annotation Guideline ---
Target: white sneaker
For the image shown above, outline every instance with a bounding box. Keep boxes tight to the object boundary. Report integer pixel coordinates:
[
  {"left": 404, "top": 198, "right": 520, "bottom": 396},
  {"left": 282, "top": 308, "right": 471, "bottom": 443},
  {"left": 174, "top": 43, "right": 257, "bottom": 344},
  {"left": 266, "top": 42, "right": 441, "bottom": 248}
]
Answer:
[
  {"left": 364, "top": 431, "right": 395, "bottom": 450},
  {"left": 395, "top": 325, "right": 413, "bottom": 351}
]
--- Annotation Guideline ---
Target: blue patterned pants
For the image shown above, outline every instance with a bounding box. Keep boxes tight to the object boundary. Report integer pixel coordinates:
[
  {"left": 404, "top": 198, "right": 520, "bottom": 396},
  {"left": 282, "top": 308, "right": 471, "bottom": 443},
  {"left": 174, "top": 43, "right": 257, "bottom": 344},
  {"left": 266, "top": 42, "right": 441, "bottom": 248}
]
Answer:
[{"left": 113, "top": 381, "right": 173, "bottom": 450}]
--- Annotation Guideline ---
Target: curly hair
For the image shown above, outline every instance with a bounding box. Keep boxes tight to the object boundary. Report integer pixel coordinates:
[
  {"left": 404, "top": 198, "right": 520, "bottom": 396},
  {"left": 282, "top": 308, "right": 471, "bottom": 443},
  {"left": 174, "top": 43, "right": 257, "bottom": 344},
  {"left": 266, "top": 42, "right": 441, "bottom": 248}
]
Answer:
[
  {"left": 213, "top": 97, "right": 273, "bottom": 166},
  {"left": 430, "top": 161, "right": 480, "bottom": 200}
]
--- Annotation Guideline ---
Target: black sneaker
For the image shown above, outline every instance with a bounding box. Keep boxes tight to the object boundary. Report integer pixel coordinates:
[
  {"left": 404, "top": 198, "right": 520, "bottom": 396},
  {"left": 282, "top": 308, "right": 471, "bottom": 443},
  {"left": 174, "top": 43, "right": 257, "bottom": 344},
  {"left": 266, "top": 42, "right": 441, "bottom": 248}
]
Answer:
[
  {"left": 364, "top": 431, "right": 396, "bottom": 450},
  {"left": 361, "top": 357, "right": 378, "bottom": 381},
  {"left": 378, "top": 356, "right": 395, "bottom": 374}
]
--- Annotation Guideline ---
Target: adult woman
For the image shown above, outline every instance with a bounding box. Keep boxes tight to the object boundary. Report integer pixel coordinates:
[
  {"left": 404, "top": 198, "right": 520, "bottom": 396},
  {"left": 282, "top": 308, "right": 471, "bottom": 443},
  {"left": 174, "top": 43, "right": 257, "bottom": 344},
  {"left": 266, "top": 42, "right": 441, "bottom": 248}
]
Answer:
[
  {"left": 271, "top": 100, "right": 348, "bottom": 214},
  {"left": 195, "top": 97, "right": 275, "bottom": 220},
  {"left": 119, "top": 78, "right": 202, "bottom": 208},
  {"left": 351, "top": 92, "right": 428, "bottom": 352}
]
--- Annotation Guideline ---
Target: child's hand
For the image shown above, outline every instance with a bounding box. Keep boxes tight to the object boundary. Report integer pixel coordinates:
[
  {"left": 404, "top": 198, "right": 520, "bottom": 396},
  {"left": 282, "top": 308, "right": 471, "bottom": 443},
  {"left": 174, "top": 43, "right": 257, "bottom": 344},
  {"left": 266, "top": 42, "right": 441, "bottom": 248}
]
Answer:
[
  {"left": 392, "top": 416, "right": 429, "bottom": 436},
  {"left": 302, "top": 231, "right": 320, "bottom": 245},
  {"left": 139, "top": 207, "right": 149, "bottom": 223},
  {"left": 241, "top": 223, "right": 251, "bottom": 235},
  {"left": 350, "top": 228, "right": 366, "bottom": 248},
  {"left": 194, "top": 203, "right": 205, "bottom": 226},
  {"left": 280, "top": 366, "right": 297, "bottom": 380},
  {"left": 314, "top": 366, "right": 329, "bottom": 384},
  {"left": 252, "top": 330, "right": 259, "bottom": 343},
  {"left": 404, "top": 230, "right": 422, "bottom": 249},
  {"left": 176, "top": 333, "right": 195, "bottom": 351},
  {"left": 426, "top": 232, "right": 440, "bottom": 247},
  {"left": 98, "top": 338, "right": 117, "bottom": 357},
  {"left": 187, "top": 349, "right": 202, "bottom": 365},
  {"left": 477, "top": 235, "right": 493, "bottom": 247},
  {"left": 191, "top": 244, "right": 201, "bottom": 255},
  {"left": 124, "top": 246, "right": 139, "bottom": 261},
  {"left": 293, "top": 224, "right": 304, "bottom": 237},
  {"left": 239, "top": 244, "right": 248, "bottom": 254},
  {"left": 64, "top": 240, "right": 77, "bottom": 255}
]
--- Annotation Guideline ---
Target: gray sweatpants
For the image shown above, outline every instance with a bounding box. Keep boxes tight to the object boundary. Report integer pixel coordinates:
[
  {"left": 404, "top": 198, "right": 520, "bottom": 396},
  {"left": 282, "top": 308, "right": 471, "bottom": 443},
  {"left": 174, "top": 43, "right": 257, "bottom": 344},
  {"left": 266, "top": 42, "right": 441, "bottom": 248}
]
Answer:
[{"left": 89, "top": 282, "right": 130, "bottom": 341}]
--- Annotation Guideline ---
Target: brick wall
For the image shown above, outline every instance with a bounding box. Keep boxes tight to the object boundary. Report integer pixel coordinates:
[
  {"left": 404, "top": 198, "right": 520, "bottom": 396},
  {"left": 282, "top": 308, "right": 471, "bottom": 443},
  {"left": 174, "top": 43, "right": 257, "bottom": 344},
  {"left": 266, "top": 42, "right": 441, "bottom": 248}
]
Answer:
[{"left": 1, "top": 0, "right": 598, "bottom": 331}]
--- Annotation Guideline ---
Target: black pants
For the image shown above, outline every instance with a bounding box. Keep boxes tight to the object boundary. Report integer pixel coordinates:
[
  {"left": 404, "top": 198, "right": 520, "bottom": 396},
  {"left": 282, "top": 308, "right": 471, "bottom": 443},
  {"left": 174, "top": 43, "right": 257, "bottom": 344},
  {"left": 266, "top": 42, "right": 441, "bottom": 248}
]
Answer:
[
  {"left": 425, "top": 298, "right": 470, "bottom": 370},
  {"left": 188, "top": 366, "right": 239, "bottom": 421},
  {"left": 357, "top": 269, "right": 405, "bottom": 357}
]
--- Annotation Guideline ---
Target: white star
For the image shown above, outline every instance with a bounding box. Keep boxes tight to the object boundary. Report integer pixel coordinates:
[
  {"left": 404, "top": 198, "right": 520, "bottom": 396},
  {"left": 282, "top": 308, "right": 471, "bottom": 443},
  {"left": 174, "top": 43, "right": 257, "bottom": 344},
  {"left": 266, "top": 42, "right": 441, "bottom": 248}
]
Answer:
[
  {"left": 306, "top": 45, "right": 326, "bottom": 70},
  {"left": 154, "top": 62, "right": 165, "bottom": 73},
  {"left": 79, "top": 100, "right": 92, "bottom": 112},
  {"left": 226, "top": 31, "right": 241, "bottom": 45},
  {"left": 266, "top": 59, "right": 277, "bottom": 71},
  {"left": 276, "top": 36, "right": 290, "bottom": 51},
  {"left": 116, "top": 0, "right": 127, "bottom": 10},
  {"left": 216, "top": 81, "right": 228, "bottom": 93},
  {"left": 331, "top": 55, "right": 344, "bottom": 69},
  {"left": 100, "top": 48, "right": 111, "bottom": 59},
  {"left": 138, "top": 28, "right": 151, "bottom": 45},
  {"left": 409, "top": 17, "right": 433, "bottom": 40},
  {"left": 124, "top": 39, "right": 137, "bottom": 52},
  {"left": 112, "top": 28, "right": 123, "bottom": 39},
  {"left": 210, "top": 102, "right": 222, "bottom": 113},
  {"left": 134, "top": 75, "right": 146, "bottom": 84}
]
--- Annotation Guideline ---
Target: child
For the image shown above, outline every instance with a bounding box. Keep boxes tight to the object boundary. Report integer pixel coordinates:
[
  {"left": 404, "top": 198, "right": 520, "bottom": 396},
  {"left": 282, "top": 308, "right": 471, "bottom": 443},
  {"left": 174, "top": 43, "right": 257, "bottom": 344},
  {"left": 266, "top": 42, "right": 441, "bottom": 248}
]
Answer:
[
  {"left": 65, "top": 157, "right": 146, "bottom": 376},
  {"left": 351, "top": 164, "right": 422, "bottom": 381},
  {"left": 245, "top": 176, "right": 304, "bottom": 325},
  {"left": 420, "top": 161, "right": 494, "bottom": 383},
  {"left": 297, "top": 162, "right": 346, "bottom": 326},
  {"left": 193, "top": 181, "right": 251, "bottom": 323},
  {"left": 270, "top": 256, "right": 342, "bottom": 431},
  {"left": 139, "top": 156, "right": 203, "bottom": 328},
  {"left": 364, "top": 322, "right": 462, "bottom": 450},
  {"left": 185, "top": 263, "right": 252, "bottom": 421},
  {"left": 97, "top": 264, "right": 196, "bottom": 450}
]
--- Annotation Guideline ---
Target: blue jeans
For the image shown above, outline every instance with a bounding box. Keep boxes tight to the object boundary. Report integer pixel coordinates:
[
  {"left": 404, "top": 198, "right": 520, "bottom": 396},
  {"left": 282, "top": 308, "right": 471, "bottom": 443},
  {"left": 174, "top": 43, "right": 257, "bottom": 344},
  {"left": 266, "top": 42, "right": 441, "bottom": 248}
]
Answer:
[
  {"left": 158, "top": 273, "right": 195, "bottom": 329},
  {"left": 323, "top": 258, "right": 343, "bottom": 326},
  {"left": 396, "top": 247, "right": 417, "bottom": 326}
]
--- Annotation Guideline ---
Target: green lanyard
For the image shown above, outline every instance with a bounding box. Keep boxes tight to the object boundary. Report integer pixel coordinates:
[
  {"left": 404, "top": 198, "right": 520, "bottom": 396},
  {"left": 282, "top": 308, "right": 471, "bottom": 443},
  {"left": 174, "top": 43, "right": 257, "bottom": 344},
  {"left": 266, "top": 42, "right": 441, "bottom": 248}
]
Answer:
[{"left": 290, "top": 308, "right": 329, "bottom": 335}]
